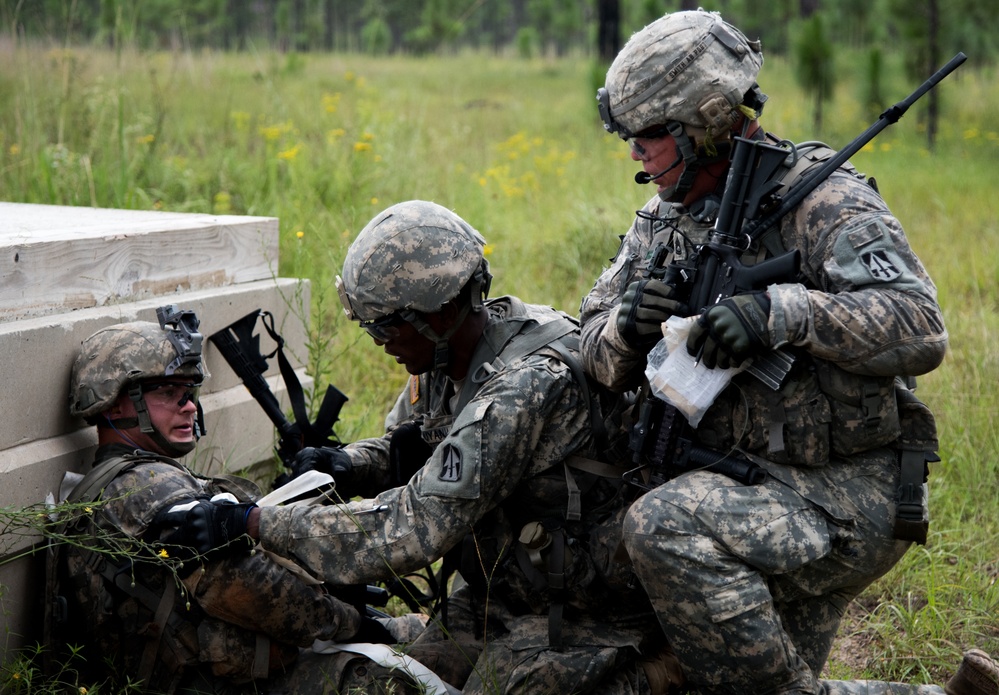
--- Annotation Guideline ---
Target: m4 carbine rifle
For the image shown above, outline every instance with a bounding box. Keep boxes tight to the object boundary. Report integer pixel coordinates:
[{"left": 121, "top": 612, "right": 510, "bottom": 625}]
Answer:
[
  {"left": 629, "top": 52, "right": 967, "bottom": 490},
  {"left": 208, "top": 309, "right": 347, "bottom": 475},
  {"left": 208, "top": 310, "right": 396, "bottom": 614}
]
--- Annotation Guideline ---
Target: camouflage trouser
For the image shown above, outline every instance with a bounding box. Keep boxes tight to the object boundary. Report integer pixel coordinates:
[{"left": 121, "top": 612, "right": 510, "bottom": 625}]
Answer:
[
  {"left": 406, "top": 582, "right": 656, "bottom": 694},
  {"left": 622, "top": 463, "right": 939, "bottom": 695}
]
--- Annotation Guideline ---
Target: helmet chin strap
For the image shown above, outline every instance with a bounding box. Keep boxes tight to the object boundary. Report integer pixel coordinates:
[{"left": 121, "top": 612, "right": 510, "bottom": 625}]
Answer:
[
  {"left": 406, "top": 302, "right": 473, "bottom": 372},
  {"left": 657, "top": 121, "right": 703, "bottom": 202},
  {"left": 404, "top": 258, "right": 492, "bottom": 373}
]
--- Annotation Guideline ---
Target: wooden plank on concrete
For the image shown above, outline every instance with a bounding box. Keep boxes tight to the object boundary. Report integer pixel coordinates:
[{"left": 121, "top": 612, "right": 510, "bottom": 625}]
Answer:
[
  {"left": 0, "top": 278, "right": 309, "bottom": 452},
  {"left": 0, "top": 202, "right": 279, "bottom": 322}
]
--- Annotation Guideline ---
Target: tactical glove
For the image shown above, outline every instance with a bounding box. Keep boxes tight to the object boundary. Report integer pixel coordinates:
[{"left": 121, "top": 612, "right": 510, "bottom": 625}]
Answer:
[
  {"left": 292, "top": 446, "right": 355, "bottom": 496},
  {"left": 154, "top": 499, "right": 256, "bottom": 561},
  {"left": 687, "top": 291, "right": 772, "bottom": 369},
  {"left": 617, "top": 278, "right": 685, "bottom": 350}
]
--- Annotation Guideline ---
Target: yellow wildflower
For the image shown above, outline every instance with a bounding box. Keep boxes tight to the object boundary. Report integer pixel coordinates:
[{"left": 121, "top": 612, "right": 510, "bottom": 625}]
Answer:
[
  {"left": 277, "top": 143, "right": 302, "bottom": 160},
  {"left": 370, "top": 197, "right": 378, "bottom": 205},
  {"left": 231, "top": 111, "right": 250, "bottom": 131},
  {"left": 136, "top": 134, "right": 155, "bottom": 145},
  {"left": 363, "top": 132, "right": 375, "bottom": 141},
  {"left": 296, "top": 230, "right": 304, "bottom": 239},
  {"left": 213, "top": 191, "right": 231, "bottom": 214},
  {"left": 322, "top": 92, "right": 342, "bottom": 114},
  {"left": 84, "top": 506, "right": 93, "bottom": 514},
  {"left": 158, "top": 548, "right": 169, "bottom": 558},
  {"left": 260, "top": 121, "right": 292, "bottom": 142},
  {"left": 9, "top": 144, "right": 20, "bottom": 156},
  {"left": 327, "top": 128, "right": 346, "bottom": 144},
  {"left": 353, "top": 142, "right": 372, "bottom": 152},
  {"left": 483, "top": 244, "right": 495, "bottom": 257}
]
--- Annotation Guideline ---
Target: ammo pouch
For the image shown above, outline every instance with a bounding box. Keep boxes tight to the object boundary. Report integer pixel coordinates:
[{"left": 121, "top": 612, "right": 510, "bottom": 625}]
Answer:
[
  {"left": 730, "top": 359, "right": 901, "bottom": 468},
  {"left": 814, "top": 360, "right": 901, "bottom": 457},
  {"left": 892, "top": 377, "right": 939, "bottom": 544}
]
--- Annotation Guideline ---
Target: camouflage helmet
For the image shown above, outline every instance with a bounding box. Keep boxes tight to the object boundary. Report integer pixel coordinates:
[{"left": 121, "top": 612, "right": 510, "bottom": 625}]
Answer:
[
  {"left": 338, "top": 200, "right": 490, "bottom": 323},
  {"left": 598, "top": 10, "right": 763, "bottom": 139},
  {"left": 70, "top": 306, "right": 207, "bottom": 421}
]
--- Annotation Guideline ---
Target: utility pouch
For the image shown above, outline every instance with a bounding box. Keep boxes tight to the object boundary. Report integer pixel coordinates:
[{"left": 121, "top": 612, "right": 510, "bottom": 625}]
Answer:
[{"left": 814, "top": 361, "right": 901, "bottom": 456}]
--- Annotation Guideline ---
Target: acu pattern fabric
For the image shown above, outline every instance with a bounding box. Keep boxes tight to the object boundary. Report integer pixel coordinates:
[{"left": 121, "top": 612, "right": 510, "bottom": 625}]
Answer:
[
  {"left": 578, "top": 155, "right": 948, "bottom": 694},
  {"left": 259, "top": 296, "right": 665, "bottom": 694},
  {"left": 61, "top": 443, "right": 384, "bottom": 694}
]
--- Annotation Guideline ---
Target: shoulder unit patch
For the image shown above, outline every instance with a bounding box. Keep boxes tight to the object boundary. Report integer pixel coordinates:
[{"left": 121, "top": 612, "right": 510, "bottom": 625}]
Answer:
[{"left": 438, "top": 444, "right": 462, "bottom": 482}]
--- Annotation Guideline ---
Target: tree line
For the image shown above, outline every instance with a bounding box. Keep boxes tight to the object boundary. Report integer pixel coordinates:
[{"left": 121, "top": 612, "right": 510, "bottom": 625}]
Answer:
[
  {"left": 3, "top": 0, "right": 996, "bottom": 67},
  {"left": 4, "top": 0, "right": 994, "bottom": 150}
]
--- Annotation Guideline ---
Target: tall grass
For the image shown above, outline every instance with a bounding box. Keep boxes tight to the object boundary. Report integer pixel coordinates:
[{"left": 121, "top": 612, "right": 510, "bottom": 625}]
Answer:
[{"left": 1, "top": 39, "right": 997, "bottom": 685}]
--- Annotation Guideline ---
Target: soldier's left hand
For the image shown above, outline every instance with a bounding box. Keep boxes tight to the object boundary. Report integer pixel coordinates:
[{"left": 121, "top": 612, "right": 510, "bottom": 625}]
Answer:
[
  {"left": 154, "top": 499, "right": 256, "bottom": 560},
  {"left": 687, "top": 292, "right": 771, "bottom": 369}
]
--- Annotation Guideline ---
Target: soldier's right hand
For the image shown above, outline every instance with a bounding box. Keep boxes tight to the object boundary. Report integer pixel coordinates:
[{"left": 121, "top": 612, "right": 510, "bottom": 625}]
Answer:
[
  {"left": 292, "top": 447, "right": 355, "bottom": 493},
  {"left": 616, "top": 278, "right": 685, "bottom": 350},
  {"left": 154, "top": 499, "right": 256, "bottom": 561}
]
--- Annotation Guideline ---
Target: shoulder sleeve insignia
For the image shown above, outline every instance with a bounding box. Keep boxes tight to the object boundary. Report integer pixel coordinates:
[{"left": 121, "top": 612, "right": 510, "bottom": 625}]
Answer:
[{"left": 438, "top": 444, "right": 462, "bottom": 482}]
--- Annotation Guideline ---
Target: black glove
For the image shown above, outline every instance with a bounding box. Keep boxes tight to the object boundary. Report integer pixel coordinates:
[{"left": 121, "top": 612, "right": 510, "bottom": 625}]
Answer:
[
  {"left": 616, "top": 278, "right": 685, "bottom": 350},
  {"left": 350, "top": 616, "right": 397, "bottom": 645},
  {"left": 687, "top": 291, "right": 772, "bottom": 369},
  {"left": 154, "top": 499, "right": 256, "bottom": 560},
  {"left": 291, "top": 446, "right": 355, "bottom": 493}
]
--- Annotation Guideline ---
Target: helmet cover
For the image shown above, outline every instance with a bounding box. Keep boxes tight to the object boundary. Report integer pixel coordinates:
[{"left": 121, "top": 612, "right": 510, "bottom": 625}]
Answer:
[
  {"left": 599, "top": 10, "right": 763, "bottom": 139},
  {"left": 70, "top": 307, "right": 207, "bottom": 420},
  {"left": 339, "top": 200, "right": 487, "bottom": 322}
]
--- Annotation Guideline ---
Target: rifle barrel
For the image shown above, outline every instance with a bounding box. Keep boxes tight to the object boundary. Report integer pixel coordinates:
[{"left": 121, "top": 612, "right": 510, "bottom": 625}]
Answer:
[{"left": 744, "top": 52, "right": 966, "bottom": 241}]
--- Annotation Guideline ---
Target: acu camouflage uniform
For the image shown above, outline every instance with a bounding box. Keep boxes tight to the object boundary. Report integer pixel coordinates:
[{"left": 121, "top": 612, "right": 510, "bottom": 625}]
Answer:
[
  {"left": 61, "top": 443, "right": 399, "bottom": 694},
  {"left": 580, "top": 146, "right": 948, "bottom": 695},
  {"left": 259, "top": 295, "right": 666, "bottom": 695},
  {"left": 581, "top": 13, "right": 948, "bottom": 692},
  {"left": 61, "top": 315, "right": 421, "bottom": 695}
]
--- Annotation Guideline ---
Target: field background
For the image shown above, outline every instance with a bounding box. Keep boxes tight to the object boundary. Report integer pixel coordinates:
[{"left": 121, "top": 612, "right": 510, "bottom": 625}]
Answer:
[{"left": 1, "top": 33, "right": 997, "bottom": 688}]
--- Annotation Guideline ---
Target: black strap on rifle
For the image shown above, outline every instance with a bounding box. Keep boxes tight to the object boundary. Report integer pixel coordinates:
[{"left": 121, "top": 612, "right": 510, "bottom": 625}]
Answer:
[{"left": 256, "top": 311, "right": 344, "bottom": 449}]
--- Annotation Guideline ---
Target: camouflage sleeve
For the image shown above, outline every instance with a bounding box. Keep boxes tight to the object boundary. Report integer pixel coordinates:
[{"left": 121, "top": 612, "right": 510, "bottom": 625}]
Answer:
[
  {"left": 768, "top": 172, "right": 948, "bottom": 376},
  {"left": 101, "top": 461, "right": 207, "bottom": 536},
  {"left": 103, "top": 462, "right": 361, "bottom": 646},
  {"left": 579, "top": 198, "right": 661, "bottom": 392},
  {"left": 257, "top": 354, "right": 589, "bottom": 585},
  {"left": 182, "top": 553, "right": 361, "bottom": 645}
]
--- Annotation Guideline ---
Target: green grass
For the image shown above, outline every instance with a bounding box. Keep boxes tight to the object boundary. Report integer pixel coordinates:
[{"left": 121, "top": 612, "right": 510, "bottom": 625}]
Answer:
[{"left": 1, "top": 41, "right": 997, "bottom": 688}]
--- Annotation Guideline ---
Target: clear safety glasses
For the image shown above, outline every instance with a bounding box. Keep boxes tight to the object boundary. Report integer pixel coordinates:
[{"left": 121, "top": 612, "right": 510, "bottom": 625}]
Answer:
[{"left": 142, "top": 382, "right": 201, "bottom": 409}]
